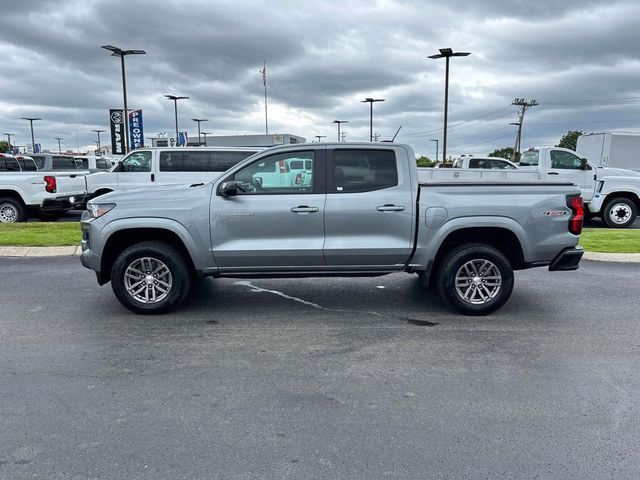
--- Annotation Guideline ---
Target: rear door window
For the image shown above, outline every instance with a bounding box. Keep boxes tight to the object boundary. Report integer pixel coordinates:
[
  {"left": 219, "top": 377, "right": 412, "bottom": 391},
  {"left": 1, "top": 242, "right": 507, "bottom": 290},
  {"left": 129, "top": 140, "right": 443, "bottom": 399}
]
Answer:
[
  {"left": 17, "top": 159, "right": 37, "bottom": 171},
  {"left": 210, "top": 151, "right": 256, "bottom": 171},
  {"left": 331, "top": 149, "right": 398, "bottom": 192},
  {"left": 31, "top": 155, "right": 46, "bottom": 169},
  {"left": 182, "top": 151, "right": 210, "bottom": 171}
]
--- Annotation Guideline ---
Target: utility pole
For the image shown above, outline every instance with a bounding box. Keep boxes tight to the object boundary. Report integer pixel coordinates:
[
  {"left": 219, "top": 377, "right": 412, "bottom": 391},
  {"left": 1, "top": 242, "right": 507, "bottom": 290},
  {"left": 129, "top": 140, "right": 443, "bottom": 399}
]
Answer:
[
  {"left": 261, "top": 60, "right": 269, "bottom": 135},
  {"left": 511, "top": 98, "right": 537, "bottom": 161},
  {"left": 373, "top": 133, "right": 380, "bottom": 142},
  {"left": 340, "top": 132, "right": 347, "bottom": 142}
]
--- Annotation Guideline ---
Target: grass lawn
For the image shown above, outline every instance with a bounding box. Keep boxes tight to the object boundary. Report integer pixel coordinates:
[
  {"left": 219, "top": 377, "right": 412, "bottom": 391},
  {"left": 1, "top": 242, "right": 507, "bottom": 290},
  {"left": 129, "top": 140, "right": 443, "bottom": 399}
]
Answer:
[
  {"left": 1, "top": 222, "right": 639, "bottom": 253},
  {"left": 579, "top": 228, "right": 640, "bottom": 253},
  {"left": 0, "top": 222, "right": 81, "bottom": 247}
]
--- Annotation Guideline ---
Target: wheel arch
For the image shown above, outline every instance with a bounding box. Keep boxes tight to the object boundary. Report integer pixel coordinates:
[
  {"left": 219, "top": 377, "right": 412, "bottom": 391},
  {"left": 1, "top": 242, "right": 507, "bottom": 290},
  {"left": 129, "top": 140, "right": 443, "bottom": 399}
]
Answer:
[{"left": 99, "top": 227, "right": 197, "bottom": 284}]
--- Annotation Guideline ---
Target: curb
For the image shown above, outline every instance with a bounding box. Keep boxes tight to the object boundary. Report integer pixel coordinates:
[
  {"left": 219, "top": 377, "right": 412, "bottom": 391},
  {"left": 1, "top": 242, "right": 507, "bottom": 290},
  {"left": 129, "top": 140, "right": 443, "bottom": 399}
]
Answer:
[
  {"left": 0, "top": 246, "right": 82, "bottom": 257},
  {"left": 1, "top": 246, "right": 640, "bottom": 263}
]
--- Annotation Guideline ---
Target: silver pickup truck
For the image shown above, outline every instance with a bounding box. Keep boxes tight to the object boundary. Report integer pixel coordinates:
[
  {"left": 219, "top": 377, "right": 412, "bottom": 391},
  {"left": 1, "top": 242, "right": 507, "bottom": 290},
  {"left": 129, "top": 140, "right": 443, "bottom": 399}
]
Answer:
[{"left": 80, "top": 143, "right": 584, "bottom": 316}]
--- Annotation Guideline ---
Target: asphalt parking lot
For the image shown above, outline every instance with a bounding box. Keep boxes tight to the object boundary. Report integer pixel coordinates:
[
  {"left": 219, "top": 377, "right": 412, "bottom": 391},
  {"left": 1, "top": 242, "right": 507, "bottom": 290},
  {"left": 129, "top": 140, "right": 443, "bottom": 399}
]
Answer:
[{"left": 1, "top": 257, "right": 639, "bottom": 479}]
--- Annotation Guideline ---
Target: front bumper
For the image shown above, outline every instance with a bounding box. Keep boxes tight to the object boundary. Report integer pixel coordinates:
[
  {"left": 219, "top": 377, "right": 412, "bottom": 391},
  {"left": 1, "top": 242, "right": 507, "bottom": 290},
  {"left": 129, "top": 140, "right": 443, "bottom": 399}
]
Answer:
[
  {"left": 549, "top": 247, "right": 584, "bottom": 271},
  {"left": 42, "top": 193, "right": 87, "bottom": 211}
]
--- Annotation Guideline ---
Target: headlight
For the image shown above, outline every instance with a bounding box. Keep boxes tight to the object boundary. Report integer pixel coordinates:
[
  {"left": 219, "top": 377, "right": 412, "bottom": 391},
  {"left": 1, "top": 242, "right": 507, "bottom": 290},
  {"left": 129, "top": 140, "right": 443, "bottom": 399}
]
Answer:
[{"left": 87, "top": 202, "right": 116, "bottom": 219}]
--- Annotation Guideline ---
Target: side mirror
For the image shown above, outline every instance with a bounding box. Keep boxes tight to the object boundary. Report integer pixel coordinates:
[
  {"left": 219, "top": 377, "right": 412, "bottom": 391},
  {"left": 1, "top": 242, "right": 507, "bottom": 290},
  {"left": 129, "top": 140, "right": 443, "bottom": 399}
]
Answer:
[
  {"left": 218, "top": 180, "right": 238, "bottom": 197},
  {"left": 580, "top": 158, "right": 589, "bottom": 170}
]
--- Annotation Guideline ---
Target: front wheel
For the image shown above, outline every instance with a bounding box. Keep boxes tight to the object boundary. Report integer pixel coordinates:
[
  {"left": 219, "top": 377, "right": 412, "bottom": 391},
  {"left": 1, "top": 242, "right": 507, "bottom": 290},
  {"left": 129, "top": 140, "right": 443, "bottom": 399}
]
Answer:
[
  {"left": 602, "top": 197, "right": 637, "bottom": 228},
  {"left": 111, "top": 241, "right": 192, "bottom": 314},
  {"left": 436, "top": 243, "right": 514, "bottom": 315}
]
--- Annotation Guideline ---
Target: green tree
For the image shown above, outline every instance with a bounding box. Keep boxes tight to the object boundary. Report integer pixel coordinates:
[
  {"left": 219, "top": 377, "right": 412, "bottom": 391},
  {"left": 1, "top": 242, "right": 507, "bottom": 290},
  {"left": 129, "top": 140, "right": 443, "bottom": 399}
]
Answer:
[
  {"left": 556, "top": 130, "right": 583, "bottom": 151},
  {"left": 0, "top": 140, "right": 9, "bottom": 153},
  {"left": 487, "top": 147, "right": 514, "bottom": 160},
  {"left": 416, "top": 155, "right": 435, "bottom": 167}
]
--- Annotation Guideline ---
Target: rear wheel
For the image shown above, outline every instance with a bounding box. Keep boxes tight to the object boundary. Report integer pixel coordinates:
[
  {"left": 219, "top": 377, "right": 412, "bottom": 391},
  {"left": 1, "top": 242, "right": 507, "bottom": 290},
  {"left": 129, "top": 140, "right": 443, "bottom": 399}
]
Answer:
[
  {"left": 0, "top": 197, "right": 26, "bottom": 223},
  {"left": 436, "top": 243, "right": 514, "bottom": 315},
  {"left": 111, "top": 241, "right": 192, "bottom": 315},
  {"left": 602, "top": 197, "right": 637, "bottom": 228}
]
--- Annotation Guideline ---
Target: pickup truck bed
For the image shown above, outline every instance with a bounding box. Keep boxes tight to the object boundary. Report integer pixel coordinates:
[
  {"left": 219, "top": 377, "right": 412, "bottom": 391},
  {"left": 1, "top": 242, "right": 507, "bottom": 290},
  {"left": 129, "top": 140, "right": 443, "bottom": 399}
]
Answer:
[{"left": 80, "top": 142, "right": 584, "bottom": 316}]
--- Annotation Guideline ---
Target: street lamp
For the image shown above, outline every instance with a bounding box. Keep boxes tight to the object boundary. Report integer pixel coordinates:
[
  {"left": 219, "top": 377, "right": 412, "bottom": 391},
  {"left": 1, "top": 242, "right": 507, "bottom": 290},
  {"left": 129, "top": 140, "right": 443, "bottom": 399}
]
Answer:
[
  {"left": 315, "top": 135, "right": 327, "bottom": 143},
  {"left": 361, "top": 98, "right": 385, "bottom": 142},
  {"left": 201, "top": 132, "right": 211, "bottom": 147},
  {"left": 333, "top": 120, "right": 348, "bottom": 142},
  {"left": 191, "top": 118, "right": 208, "bottom": 146},
  {"left": 428, "top": 47, "right": 470, "bottom": 162},
  {"left": 164, "top": 95, "right": 189, "bottom": 146},
  {"left": 430, "top": 139, "right": 439, "bottom": 162},
  {"left": 91, "top": 129, "right": 105, "bottom": 153},
  {"left": 54, "top": 137, "right": 63, "bottom": 154},
  {"left": 21, "top": 117, "right": 41, "bottom": 152},
  {"left": 101, "top": 45, "right": 147, "bottom": 154}
]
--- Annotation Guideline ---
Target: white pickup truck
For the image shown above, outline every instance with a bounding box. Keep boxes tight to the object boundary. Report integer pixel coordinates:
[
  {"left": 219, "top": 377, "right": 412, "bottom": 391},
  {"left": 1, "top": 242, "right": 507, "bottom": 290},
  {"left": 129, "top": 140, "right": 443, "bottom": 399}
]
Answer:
[
  {"left": 0, "top": 153, "right": 87, "bottom": 222},
  {"left": 421, "top": 146, "right": 640, "bottom": 228}
]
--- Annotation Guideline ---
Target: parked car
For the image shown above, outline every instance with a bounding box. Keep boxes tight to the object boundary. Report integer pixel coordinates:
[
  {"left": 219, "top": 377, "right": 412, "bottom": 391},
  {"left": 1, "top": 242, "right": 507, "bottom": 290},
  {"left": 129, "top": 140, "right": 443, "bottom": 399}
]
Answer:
[
  {"left": 30, "top": 153, "right": 84, "bottom": 171},
  {"left": 452, "top": 156, "right": 518, "bottom": 169},
  {"left": 0, "top": 153, "right": 87, "bottom": 222},
  {"left": 420, "top": 146, "right": 640, "bottom": 228},
  {"left": 80, "top": 142, "right": 584, "bottom": 316},
  {"left": 85, "top": 147, "right": 263, "bottom": 200}
]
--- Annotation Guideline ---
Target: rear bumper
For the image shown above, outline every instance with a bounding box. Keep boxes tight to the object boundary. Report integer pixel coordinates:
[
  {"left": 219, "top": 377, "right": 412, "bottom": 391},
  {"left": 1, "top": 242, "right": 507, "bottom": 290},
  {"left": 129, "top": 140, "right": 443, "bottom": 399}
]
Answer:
[
  {"left": 41, "top": 193, "right": 87, "bottom": 211},
  {"left": 549, "top": 247, "right": 584, "bottom": 271}
]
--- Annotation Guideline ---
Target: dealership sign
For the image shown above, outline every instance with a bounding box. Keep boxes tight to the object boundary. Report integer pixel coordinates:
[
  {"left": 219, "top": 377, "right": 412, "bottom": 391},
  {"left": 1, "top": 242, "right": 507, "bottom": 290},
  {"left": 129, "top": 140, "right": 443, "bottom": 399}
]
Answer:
[
  {"left": 109, "top": 109, "right": 125, "bottom": 155},
  {"left": 128, "top": 109, "right": 144, "bottom": 149}
]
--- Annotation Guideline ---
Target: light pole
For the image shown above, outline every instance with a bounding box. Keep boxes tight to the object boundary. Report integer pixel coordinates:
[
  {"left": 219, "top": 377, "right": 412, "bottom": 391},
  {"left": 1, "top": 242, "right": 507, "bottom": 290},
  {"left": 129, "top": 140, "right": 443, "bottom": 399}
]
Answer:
[
  {"left": 21, "top": 117, "right": 41, "bottom": 152},
  {"left": 430, "top": 139, "right": 439, "bottom": 162},
  {"left": 361, "top": 98, "right": 385, "bottom": 142},
  {"left": 54, "top": 137, "right": 63, "bottom": 154},
  {"left": 201, "top": 132, "right": 211, "bottom": 147},
  {"left": 165, "top": 95, "right": 189, "bottom": 146},
  {"left": 101, "top": 45, "right": 147, "bottom": 154},
  {"left": 192, "top": 118, "right": 208, "bottom": 145},
  {"left": 332, "top": 120, "right": 348, "bottom": 142},
  {"left": 91, "top": 129, "right": 105, "bottom": 153},
  {"left": 3, "top": 133, "right": 13, "bottom": 151},
  {"left": 315, "top": 135, "right": 327, "bottom": 143},
  {"left": 428, "top": 48, "right": 470, "bottom": 162}
]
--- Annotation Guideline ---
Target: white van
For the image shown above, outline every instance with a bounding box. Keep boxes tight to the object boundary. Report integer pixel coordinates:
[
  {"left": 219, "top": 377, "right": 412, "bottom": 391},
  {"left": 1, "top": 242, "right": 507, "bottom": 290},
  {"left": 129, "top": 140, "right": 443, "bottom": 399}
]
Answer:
[{"left": 85, "top": 147, "right": 263, "bottom": 198}]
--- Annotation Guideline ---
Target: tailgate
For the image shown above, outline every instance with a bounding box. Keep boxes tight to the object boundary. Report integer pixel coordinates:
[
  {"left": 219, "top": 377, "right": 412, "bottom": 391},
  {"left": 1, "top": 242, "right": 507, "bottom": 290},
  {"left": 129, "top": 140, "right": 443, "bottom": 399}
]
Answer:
[{"left": 52, "top": 172, "right": 87, "bottom": 195}]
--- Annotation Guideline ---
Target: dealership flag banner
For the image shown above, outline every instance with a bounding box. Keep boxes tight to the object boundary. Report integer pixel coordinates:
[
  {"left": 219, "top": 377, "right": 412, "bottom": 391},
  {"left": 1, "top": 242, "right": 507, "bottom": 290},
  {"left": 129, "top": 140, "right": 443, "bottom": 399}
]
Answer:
[
  {"left": 128, "top": 109, "right": 144, "bottom": 149},
  {"left": 109, "top": 109, "right": 125, "bottom": 155}
]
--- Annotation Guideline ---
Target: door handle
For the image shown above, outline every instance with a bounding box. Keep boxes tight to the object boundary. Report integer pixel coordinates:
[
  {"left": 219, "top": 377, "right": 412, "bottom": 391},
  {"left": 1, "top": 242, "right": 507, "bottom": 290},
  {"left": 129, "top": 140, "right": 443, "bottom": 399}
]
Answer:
[
  {"left": 547, "top": 172, "right": 559, "bottom": 175},
  {"left": 291, "top": 205, "right": 319, "bottom": 213},
  {"left": 377, "top": 204, "right": 405, "bottom": 212}
]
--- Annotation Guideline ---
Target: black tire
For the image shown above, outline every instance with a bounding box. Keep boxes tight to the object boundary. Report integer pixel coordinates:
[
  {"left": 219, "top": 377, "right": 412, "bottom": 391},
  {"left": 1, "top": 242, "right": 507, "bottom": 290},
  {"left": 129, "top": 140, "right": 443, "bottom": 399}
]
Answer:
[
  {"left": 602, "top": 197, "right": 637, "bottom": 228},
  {"left": 111, "top": 241, "right": 192, "bottom": 315},
  {"left": 37, "top": 210, "right": 65, "bottom": 222},
  {"left": 0, "top": 196, "right": 27, "bottom": 223},
  {"left": 436, "top": 243, "right": 514, "bottom": 316}
]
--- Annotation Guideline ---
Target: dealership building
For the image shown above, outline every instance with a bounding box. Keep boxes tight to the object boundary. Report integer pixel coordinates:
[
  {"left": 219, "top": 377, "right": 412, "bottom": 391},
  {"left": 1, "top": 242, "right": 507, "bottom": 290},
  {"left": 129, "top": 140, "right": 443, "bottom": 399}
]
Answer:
[{"left": 149, "top": 133, "right": 306, "bottom": 148}]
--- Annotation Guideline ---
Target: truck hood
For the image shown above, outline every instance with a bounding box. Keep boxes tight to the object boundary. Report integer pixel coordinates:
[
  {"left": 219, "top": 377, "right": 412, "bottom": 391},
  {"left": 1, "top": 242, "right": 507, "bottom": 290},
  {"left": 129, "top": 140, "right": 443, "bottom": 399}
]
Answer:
[
  {"left": 597, "top": 167, "right": 640, "bottom": 179},
  {"left": 92, "top": 183, "right": 213, "bottom": 204}
]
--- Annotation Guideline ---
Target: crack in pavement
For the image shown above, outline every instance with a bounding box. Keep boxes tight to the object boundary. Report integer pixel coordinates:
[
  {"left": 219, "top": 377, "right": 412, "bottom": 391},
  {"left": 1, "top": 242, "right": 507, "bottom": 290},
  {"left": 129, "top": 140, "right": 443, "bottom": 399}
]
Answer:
[{"left": 233, "top": 281, "right": 439, "bottom": 326}]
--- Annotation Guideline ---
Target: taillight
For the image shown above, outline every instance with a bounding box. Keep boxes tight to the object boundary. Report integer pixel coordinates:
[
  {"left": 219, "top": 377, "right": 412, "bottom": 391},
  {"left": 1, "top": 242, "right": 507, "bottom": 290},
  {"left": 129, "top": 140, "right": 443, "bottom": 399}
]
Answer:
[
  {"left": 295, "top": 173, "right": 303, "bottom": 185},
  {"left": 567, "top": 195, "right": 584, "bottom": 235},
  {"left": 279, "top": 160, "right": 287, "bottom": 173},
  {"left": 44, "top": 175, "right": 57, "bottom": 193}
]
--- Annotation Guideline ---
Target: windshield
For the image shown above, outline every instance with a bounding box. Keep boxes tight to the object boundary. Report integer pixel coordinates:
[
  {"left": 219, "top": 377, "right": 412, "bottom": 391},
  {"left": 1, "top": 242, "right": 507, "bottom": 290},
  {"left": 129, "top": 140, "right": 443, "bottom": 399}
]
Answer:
[{"left": 519, "top": 151, "right": 539, "bottom": 167}]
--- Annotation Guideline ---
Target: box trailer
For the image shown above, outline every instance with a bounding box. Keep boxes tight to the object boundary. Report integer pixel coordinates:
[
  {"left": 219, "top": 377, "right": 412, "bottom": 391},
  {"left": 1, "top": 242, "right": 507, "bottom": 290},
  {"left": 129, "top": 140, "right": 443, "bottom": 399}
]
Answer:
[{"left": 576, "top": 132, "right": 640, "bottom": 171}]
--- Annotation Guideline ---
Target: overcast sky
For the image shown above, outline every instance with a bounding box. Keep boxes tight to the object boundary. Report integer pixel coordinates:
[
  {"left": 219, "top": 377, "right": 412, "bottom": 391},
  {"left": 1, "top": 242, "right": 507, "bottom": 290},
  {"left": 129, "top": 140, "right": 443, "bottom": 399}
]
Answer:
[{"left": 1, "top": 0, "right": 640, "bottom": 157}]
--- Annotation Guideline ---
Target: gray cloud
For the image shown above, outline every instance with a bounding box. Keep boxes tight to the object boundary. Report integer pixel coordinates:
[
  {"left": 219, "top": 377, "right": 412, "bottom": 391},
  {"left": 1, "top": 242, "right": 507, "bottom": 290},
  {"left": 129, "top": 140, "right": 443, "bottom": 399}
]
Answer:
[{"left": 1, "top": 0, "right": 639, "bottom": 157}]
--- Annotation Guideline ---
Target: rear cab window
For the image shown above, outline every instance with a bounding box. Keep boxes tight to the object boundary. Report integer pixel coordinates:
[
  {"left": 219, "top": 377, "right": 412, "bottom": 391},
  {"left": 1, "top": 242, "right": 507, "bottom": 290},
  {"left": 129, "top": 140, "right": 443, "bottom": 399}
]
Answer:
[
  {"left": 331, "top": 149, "right": 398, "bottom": 193},
  {"left": 52, "top": 156, "right": 78, "bottom": 170}
]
